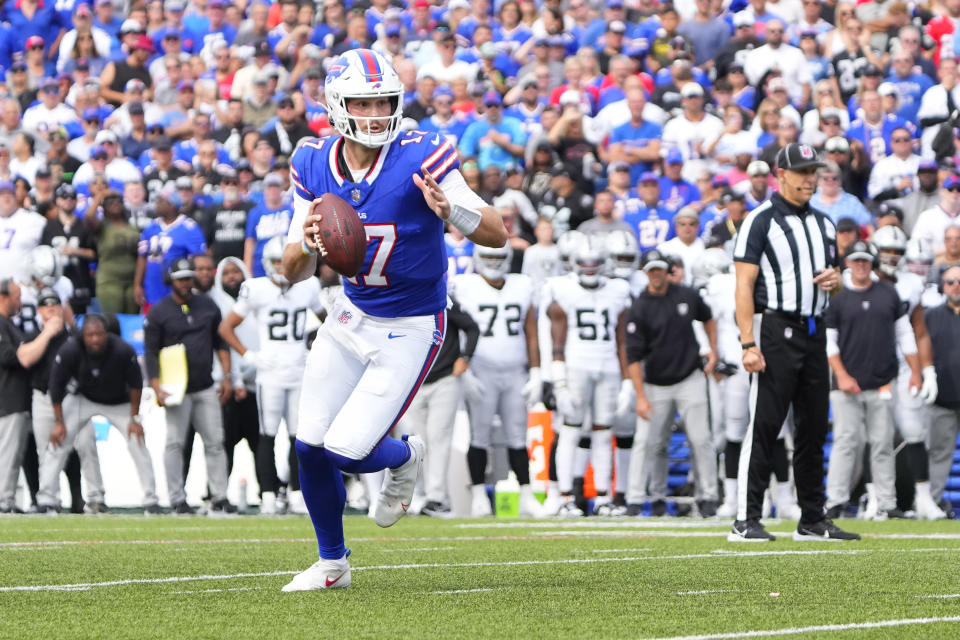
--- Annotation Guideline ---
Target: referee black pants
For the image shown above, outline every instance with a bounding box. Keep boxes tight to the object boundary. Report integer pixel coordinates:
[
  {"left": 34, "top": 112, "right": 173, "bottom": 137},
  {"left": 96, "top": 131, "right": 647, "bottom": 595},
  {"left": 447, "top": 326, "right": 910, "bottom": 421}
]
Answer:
[{"left": 738, "top": 312, "right": 829, "bottom": 523}]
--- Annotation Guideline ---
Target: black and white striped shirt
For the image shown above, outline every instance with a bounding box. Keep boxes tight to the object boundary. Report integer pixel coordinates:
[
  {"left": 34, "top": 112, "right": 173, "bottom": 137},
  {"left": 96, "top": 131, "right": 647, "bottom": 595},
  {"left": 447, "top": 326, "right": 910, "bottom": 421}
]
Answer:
[{"left": 733, "top": 193, "right": 839, "bottom": 317}]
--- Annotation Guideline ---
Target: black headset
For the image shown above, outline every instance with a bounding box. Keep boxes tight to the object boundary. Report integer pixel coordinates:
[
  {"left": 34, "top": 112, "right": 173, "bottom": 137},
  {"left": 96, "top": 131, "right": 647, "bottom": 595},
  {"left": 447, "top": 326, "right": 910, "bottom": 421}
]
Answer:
[{"left": 0, "top": 277, "right": 12, "bottom": 297}]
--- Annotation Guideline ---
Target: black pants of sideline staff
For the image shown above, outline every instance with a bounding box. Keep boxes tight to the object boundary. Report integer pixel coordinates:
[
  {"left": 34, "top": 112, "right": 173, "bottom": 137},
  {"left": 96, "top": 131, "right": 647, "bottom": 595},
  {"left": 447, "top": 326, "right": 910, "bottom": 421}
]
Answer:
[{"left": 739, "top": 311, "right": 829, "bottom": 523}]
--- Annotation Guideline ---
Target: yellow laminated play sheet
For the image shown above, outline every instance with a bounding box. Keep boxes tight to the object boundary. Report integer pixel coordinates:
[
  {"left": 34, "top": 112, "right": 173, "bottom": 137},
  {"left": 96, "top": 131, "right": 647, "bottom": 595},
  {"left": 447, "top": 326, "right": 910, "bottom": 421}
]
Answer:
[{"left": 158, "top": 344, "right": 188, "bottom": 406}]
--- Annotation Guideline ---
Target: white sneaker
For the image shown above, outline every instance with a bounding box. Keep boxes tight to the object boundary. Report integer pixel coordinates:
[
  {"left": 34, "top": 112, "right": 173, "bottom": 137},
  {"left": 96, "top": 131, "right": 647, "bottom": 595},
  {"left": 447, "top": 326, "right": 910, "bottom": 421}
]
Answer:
[
  {"left": 471, "top": 485, "right": 493, "bottom": 517},
  {"left": 374, "top": 435, "right": 424, "bottom": 528},
  {"left": 518, "top": 487, "right": 543, "bottom": 518},
  {"left": 542, "top": 491, "right": 564, "bottom": 517},
  {"left": 716, "top": 501, "right": 738, "bottom": 519},
  {"left": 557, "top": 498, "right": 584, "bottom": 518},
  {"left": 288, "top": 490, "right": 308, "bottom": 515},
  {"left": 281, "top": 555, "right": 351, "bottom": 592},
  {"left": 260, "top": 492, "right": 277, "bottom": 515},
  {"left": 915, "top": 486, "right": 947, "bottom": 521}
]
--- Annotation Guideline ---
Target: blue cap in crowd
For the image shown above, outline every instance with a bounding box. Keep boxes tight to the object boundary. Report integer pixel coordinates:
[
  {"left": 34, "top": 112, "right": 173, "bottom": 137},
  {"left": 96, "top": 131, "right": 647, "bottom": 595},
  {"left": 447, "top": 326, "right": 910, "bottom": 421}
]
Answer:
[
  {"left": 944, "top": 175, "right": 960, "bottom": 190},
  {"left": 665, "top": 149, "right": 684, "bottom": 165},
  {"left": 639, "top": 171, "right": 659, "bottom": 183}
]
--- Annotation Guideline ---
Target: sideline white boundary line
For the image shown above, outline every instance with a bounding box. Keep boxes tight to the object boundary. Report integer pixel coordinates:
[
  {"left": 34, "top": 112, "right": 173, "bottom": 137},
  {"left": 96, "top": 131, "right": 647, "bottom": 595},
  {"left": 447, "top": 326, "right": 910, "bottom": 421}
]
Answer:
[
  {"left": 637, "top": 615, "right": 960, "bottom": 639},
  {"left": 1, "top": 547, "right": 955, "bottom": 593}
]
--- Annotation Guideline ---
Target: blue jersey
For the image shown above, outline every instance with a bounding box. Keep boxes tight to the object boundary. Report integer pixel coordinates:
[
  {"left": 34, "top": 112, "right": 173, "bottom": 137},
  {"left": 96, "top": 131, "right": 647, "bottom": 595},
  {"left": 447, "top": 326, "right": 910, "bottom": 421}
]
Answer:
[
  {"left": 246, "top": 202, "right": 294, "bottom": 277},
  {"left": 845, "top": 114, "right": 917, "bottom": 164},
  {"left": 888, "top": 72, "right": 934, "bottom": 124},
  {"left": 445, "top": 234, "right": 474, "bottom": 277},
  {"left": 659, "top": 177, "right": 701, "bottom": 214},
  {"left": 137, "top": 215, "right": 207, "bottom": 304},
  {"left": 622, "top": 200, "right": 675, "bottom": 252},
  {"left": 290, "top": 132, "right": 460, "bottom": 317},
  {"left": 609, "top": 120, "right": 663, "bottom": 185}
]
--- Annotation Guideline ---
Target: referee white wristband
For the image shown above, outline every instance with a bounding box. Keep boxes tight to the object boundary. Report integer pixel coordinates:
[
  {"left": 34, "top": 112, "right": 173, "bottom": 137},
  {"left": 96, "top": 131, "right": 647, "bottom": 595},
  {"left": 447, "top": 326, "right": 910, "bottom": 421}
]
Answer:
[{"left": 447, "top": 204, "right": 482, "bottom": 236}]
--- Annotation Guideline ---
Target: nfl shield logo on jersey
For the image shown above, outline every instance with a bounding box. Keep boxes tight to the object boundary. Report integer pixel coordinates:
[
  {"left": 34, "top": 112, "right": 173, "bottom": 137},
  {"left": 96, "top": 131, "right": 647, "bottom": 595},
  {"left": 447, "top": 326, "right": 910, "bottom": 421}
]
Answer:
[
  {"left": 677, "top": 302, "right": 689, "bottom": 316},
  {"left": 784, "top": 327, "right": 793, "bottom": 339},
  {"left": 338, "top": 310, "right": 353, "bottom": 324},
  {"left": 351, "top": 188, "right": 361, "bottom": 203}
]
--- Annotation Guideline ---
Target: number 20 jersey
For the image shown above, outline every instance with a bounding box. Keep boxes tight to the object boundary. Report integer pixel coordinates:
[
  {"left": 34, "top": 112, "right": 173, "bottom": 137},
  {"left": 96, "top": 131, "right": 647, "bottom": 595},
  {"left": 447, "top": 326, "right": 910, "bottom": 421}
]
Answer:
[
  {"left": 550, "top": 274, "right": 630, "bottom": 374},
  {"left": 290, "top": 132, "right": 460, "bottom": 318},
  {"left": 453, "top": 272, "right": 533, "bottom": 369},
  {"left": 232, "top": 277, "right": 322, "bottom": 388}
]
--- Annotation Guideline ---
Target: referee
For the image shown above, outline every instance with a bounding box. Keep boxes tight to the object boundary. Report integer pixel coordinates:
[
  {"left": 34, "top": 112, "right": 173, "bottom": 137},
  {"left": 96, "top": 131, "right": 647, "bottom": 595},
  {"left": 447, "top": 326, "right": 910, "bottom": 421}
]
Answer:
[{"left": 731, "top": 143, "right": 859, "bottom": 542}]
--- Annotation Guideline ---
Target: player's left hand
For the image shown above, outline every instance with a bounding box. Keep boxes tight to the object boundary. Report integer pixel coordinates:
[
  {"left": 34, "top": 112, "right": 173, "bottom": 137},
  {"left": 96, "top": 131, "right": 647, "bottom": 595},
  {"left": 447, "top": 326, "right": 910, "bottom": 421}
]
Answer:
[
  {"left": 522, "top": 367, "right": 542, "bottom": 406},
  {"left": 616, "top": 379, "right": 635, "bottom": 417},
  {"left": 413, "top": 170, "right": 451, "bottom": 221},
  {"left": 234, "top": 385, "right": 248, "bottom": 402},
  {"left": 218, "top": 378, "right": 232, "bottom": 405},
  {"left": 920, "top": 365, "right": 938, "bottom": 404},
  {"left": 703, "top": 351, "right": 718, "bottom": 377}
]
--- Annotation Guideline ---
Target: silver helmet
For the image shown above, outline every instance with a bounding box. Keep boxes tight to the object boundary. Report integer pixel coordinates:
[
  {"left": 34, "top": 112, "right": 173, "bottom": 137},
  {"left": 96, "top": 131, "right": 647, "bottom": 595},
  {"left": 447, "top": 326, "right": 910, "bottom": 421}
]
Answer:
[
  {"left": 871, "top": 224, "right": 908, "bottom": 276},
  {"left": 572, "top": 238, "right": 606, "bottom": 287},
  {"left": 605, "top": 229, "right": 639, "bottom": 279},
  {"left": 904, "top": 237, "right": 933, "bottom": 279},
  {"left": 556, "top": 230, "right": 588, "bottom": 274},
  {"left": 261, "top": 236, "right": 288, "bottom": 286},
  {"left": 30, "top": 245, "right": 63, "bottom": 288},
  {"left": 473, "top": 242, "right": 513, "bottom": 281}
]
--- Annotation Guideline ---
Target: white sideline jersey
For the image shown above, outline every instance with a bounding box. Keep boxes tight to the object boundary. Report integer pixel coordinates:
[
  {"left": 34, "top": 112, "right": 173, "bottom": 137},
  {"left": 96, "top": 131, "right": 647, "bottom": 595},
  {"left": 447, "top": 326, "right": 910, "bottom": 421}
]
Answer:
[
  {"left": 552, "top": 274, "right": 630, "bottom": 374},
  {"left": 453, "top": 272, "right": 533, "bottom": 369},
  {"left": 703, "top": 272, "right": 739, "bottom": 363},
  {"left": 232, "top": 277, "right": 323, "bottom": 388},
  {"left": 894, "top": 270, "right": 925, "bottom": 368},
  {"left": 0, "top": 209, "right": 46, "bottom": 283}
]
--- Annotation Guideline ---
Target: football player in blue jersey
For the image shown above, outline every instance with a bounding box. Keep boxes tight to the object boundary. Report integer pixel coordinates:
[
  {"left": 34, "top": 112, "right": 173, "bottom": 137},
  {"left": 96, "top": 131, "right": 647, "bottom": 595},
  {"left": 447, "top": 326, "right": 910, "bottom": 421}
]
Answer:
[{"left": 279, "top": 49, "right": 507, "bottom": 591}]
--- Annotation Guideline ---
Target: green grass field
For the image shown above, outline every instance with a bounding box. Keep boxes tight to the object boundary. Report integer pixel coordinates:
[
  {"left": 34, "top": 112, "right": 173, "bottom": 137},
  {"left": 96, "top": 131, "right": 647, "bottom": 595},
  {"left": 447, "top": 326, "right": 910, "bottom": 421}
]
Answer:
[{"left": 2, "top": 514, "right": 960, "bottom": 639}]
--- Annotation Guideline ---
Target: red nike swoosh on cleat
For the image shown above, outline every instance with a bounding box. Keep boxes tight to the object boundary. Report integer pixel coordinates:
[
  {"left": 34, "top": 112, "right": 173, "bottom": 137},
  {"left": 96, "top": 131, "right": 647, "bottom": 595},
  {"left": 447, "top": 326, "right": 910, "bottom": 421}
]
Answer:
[{"left": 325, "top": 571, "right": 347, "bottom": 587}]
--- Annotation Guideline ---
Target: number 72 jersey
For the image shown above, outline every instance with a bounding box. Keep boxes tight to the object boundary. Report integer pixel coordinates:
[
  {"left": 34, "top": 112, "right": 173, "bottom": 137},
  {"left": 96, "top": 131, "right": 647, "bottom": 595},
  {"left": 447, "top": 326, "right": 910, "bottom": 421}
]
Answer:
[
  {"left": 551, "top": 274, "right": 631, "bottom": 374},
  {"left": 232, "top": 276, "right": 323, "bottom": 388},
  {"left": 453, "top": 272, "right": 534, "bottom": 369}
]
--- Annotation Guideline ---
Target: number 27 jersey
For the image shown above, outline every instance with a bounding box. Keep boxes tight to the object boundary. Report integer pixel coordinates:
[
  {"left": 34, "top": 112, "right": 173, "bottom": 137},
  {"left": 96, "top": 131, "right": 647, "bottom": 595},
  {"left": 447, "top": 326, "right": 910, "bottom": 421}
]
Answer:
[
  {"left": 232, "top": 277, "right": 322, "bottom": 388},
  {"left": 552, "top": 275, "right": 630, "bottom": 374},
  {"left": 289, "top": 133, "right": 460, "bottom": 319}
]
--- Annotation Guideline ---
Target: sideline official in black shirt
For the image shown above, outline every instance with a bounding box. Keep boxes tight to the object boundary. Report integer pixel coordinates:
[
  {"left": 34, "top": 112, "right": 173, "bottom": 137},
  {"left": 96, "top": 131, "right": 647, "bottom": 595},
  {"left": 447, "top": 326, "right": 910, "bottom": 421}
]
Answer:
[
  {"left": 732, "top": 143, "right": 859, "bottom": 542},
  {"left": 624, "top": 250, "right": 720, "bottom": 516},
  {"left": 0, "top": 278, "right": 30, "bottom": 513},
  {"left": 144, "top": 258, "right": 233, "bottom": 515}
]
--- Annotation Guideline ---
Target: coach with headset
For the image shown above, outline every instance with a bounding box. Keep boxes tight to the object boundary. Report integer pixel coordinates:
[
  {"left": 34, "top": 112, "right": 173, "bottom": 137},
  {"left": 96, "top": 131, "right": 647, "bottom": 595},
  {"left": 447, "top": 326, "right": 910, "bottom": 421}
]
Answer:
[{"left": 731, "top": 143, "right": 859, "bottom": 542}]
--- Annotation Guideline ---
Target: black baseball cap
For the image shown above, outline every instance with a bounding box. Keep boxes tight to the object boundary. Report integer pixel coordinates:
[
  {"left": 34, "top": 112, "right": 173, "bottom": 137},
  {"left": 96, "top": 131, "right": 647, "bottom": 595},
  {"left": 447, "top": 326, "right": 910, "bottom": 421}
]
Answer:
[
  {"left": 641, "top": 249, "right": 669, "bottom": 272},
  {"left": 775, "top": 143, "right": 825, "bottom": 172},
  {"left": 168, "top": 258, "right": 195, "bottom": 280},
  {"left": 152, "top": 135, "right": 173, "bottom": 151},
  {"left": 836, "top": 217, "right": 860, "bottom": 234},
  {"left": 844, "top": 240, "right": 876, "bottom": 262},
  {"left": 720, "top": 188, "right": 745, "bottom": 205}
]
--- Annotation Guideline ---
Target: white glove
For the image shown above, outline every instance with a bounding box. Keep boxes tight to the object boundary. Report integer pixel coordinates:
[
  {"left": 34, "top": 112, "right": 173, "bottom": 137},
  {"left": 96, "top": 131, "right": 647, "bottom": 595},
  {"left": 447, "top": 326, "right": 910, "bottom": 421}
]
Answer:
[
  {"left": 242, "top": 350, "right": 264, "bottom": 370},
  {"left": 553, "top": 383, "right": 579, "bottom": 419},
  {"left": 920, "top": 365, "right": 938, "bottom": 405},
  {"left": 461, "top": 370, "right": 487, "bottom": 406},
  {"left": 616, "top": 378, "right": 635, "bottom": 417},
  {"left": 522, "top": 366, "right": 542, "bottom": 406}
]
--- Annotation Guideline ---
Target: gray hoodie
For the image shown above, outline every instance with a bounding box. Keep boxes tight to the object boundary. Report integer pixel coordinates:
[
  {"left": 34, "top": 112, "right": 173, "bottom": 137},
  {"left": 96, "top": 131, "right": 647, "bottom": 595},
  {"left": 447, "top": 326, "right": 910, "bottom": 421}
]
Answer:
[{"left": 211, "top": 256, "right": 258, "bottom": 390}]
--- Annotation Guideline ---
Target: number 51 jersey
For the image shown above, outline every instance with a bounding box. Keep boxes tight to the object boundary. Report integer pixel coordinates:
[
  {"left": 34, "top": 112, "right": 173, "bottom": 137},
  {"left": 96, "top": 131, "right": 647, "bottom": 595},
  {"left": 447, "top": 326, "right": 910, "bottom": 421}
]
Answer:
[
  {"left": 453, "top": 272, "right": 534, "bottom": 369},
  {"left": 552, "top": 274, "right": 630, "bottom": 374},
  {"left": 232, "top": 277, "right": 323, "bottom": 388},
  {"left": 290, "top": 132, "right": 460, "bottom": 319}
]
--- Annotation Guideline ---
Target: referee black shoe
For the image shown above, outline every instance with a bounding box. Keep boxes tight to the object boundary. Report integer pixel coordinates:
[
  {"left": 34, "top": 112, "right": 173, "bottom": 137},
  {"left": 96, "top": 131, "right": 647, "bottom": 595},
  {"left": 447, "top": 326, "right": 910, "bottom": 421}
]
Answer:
[
  {"left": 728, "top": 519, "right": 776, "bottom": 542},
  {"left": 793, "top": 518, "right": 861, "bottom": 541}
]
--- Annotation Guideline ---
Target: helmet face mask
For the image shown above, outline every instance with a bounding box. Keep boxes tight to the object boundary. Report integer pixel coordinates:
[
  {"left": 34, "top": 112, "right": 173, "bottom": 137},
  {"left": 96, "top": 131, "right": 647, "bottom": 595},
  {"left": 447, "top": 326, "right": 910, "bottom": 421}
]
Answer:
[
  {"left": 324, "top": 50, "right": 404, "bottom": 148},
  {"left": 556, "top": 230, "right": 588, "bottom": 274},
  {"left": 573, "top": 243, "right": 606, "bottom": 287},
  {"left": 604, "top": 230, "right": 638, "bottom": 279},
  {"left": 261, "top": 237, "right": 288, "bottom": 286},
  {"left": 872, "top": 225, "right": 908, "bottom": 276},
  {"left": 904, "top": 238, "right": 932, "bottom": 278},
  {"left": 474, "top": 244, "right": 513, "bottom": 281},
  {"left": 30, "top": 245, "right": 62, "bottom": 289}
]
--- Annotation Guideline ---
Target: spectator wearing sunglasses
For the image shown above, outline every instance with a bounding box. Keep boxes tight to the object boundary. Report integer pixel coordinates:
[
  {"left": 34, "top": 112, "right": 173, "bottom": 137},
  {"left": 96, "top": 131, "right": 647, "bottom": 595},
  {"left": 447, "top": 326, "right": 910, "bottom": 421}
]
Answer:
[
  {"left": 867, "top": 126, "right": 921, "bottom": 201},
  {"left": 913, "top": 175, "right": 960, "bottom": 257}
]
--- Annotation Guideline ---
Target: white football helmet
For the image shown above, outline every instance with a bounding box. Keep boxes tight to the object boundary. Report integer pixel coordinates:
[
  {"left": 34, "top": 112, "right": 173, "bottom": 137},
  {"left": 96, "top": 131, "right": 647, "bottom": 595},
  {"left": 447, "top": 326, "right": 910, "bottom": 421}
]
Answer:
[
  {"left": 572, "top": 239, "right": 606, "bottom": 287},
  {"left": 261, "top": 236, "right": 288, "bottom": 286},
  {"left": 324, "top": 49, "right": 404, "bottom": 148},
  {"left": 605, "top": 230, "right": 639, "bottom": 279},
  {"left": 904, "top": 237, "right": 933, "bottom": 278},
  {"left": 556, "top": 230, "right": 588, "bottom": 274},
  {"left": 694, "top": 247, "right": 733, "bottom": 285},
  {"left": 30, "top": 245, "right": 63, "bottom": 288},
  {"left": 871, "top": 224, "right": 908, "bottom": 276},
  {"left": 474, "top": 242, "right": 513, "bottom": 281}
]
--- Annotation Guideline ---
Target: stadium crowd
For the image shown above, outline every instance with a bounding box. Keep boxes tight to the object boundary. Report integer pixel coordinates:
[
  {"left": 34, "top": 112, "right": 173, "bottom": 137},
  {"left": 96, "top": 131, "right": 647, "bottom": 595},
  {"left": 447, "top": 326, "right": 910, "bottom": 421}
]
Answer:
[{"left": 2, "top": 0, "right": 960, "bottom": 521}]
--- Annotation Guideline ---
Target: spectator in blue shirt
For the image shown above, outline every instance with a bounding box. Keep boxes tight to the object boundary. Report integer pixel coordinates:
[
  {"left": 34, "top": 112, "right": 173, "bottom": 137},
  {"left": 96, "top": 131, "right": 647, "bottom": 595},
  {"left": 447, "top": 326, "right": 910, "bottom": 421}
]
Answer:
[
  {"left": 93, "top": 0, "right": 124, "bottom": 39},
  {"left": 244, "top": 173, "right": 293, "bottom": 277},
  {"left": 659, "top": 150, "right": 701, "bottom": 214},
  {"left": 1, "top": 0, "right": 67, "bottom": 61},
  {"left": 135, "top": 195, "right": 207, "bottom": 307},
  {"left": 810, "top": 160, "right": 875, "bottom": 228},
  {"left": 607, "top": 88, "right": 662, "bottom": 186},
  {"left": 887, "top": 51, "right": 934, "bottom": 124},
  {"left": 458, "top": 91, "right": 528, "bottom": 171},
  {"left": 418, "top": 86, "right": 469, "bottom": 145},
  {"left": 623, "top": 172, "right": 676, "bottom": 252}
]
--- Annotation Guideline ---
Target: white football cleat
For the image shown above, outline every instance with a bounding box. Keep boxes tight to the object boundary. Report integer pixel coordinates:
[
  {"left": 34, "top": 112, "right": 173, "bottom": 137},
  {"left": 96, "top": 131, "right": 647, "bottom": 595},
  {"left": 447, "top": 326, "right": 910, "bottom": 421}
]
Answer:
[
  {"left": 518, "top": 486, "right": 544, "bottom": 518},
  {"left": 374, "top": 435, "right": 424, "bottom": 528},
  {"left": 259, "top": 491, "right": 277, "bottom": 516},
  {"left": 557, "top": 498, "right": 584, "bottom": 518},
  {"left": 282, "top": 555, "right": 351, "bottom": 592},
  {"left": 915, "top": 484, "right": 947, "bottom": 521}
]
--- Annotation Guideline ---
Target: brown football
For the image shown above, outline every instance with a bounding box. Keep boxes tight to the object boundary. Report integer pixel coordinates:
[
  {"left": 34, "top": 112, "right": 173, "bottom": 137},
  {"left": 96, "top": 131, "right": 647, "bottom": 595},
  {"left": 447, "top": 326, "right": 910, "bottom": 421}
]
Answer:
[{"left": 313, "top": 193, "right": 368, "bottom": 277}]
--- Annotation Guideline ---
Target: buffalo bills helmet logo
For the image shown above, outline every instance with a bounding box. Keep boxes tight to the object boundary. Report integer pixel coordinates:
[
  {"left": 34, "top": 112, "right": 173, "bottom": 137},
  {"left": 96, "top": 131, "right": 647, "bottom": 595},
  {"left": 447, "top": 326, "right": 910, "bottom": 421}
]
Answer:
[{"left": 432, "top": 330, "right": 443, "bottom": 345}]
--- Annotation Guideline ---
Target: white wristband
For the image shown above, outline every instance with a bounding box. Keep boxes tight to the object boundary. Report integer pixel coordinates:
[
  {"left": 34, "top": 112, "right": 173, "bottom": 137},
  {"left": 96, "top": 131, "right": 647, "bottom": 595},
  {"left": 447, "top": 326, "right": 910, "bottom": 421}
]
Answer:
[
  {"left": 447, "top": 204, "right": 482, "bottom": 236},
  {"left": 551, "top": 360, "right": 567, "bottom": 385}
]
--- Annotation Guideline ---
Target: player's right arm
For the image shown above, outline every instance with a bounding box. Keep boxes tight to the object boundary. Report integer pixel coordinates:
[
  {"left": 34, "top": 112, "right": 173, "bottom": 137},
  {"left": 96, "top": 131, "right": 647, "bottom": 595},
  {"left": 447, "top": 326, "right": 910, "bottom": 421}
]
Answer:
[
  {"left": 218, "top": 311, "right": 249, "bottom": 355},
  {"left": 284, "top": 141, "right": 324, "bottom": 283}
]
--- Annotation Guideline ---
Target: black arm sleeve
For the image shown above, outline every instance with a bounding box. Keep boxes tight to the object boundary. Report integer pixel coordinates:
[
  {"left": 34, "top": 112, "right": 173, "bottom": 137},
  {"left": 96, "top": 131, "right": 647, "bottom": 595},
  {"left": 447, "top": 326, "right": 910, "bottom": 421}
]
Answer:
[
  {"left": 210, "top": 303, "right": 226, "bottom": 352},
  {"left": 448, "top": 302, "right": 480, "bottom": 358},
  {"left": 143, "top": 308, "right": 162, "bottom": 381}
]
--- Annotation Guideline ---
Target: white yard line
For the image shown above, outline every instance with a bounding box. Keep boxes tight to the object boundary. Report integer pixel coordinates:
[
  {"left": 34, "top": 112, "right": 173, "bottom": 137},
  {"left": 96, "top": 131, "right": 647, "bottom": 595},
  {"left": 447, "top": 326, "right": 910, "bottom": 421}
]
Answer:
[
  {"left": 1, "top": 547, "right": 955, "bottom": 593},
  {"left": 676, "top": 590, "right": 741, "bottom": 596},
  {"left": 378, "top": 547, "right": 456, "bottom": 553},
  {"left": 430, "top": 588, "right": 495, "bottom": 594},
  {"left": 637, "top": 616, "right": 960, "bottom": 640},
  {"left": 590, "top": 548, "right": 654, "bottom": 553},
  {"left": 172, "top": 587, "right": 264, "bottom": 595},
  {"left": 919, "top": 593, "right": 960, "bottom": 599}
]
